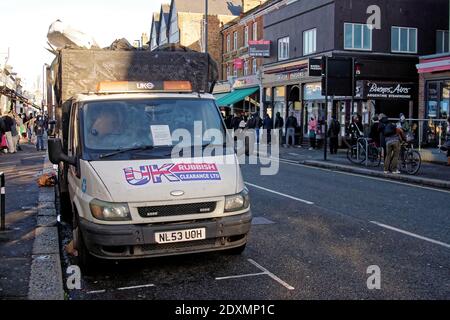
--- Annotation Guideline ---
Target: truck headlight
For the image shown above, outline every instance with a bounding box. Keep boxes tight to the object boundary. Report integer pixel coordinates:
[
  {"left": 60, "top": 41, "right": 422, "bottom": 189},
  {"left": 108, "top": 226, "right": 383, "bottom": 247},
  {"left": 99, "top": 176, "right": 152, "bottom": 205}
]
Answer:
[
  {"left": 224, "top": 188, "right": 250, "bottom": 212},
  {"left": 89, "top": 199, "right": 131, "bottom": 221}
]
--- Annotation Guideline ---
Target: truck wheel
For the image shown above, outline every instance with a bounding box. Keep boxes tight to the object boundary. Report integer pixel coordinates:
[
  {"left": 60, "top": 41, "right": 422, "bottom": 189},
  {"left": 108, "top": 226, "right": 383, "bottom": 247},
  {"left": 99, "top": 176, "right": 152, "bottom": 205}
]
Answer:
[
  {"left": 59, "top": 190, "right": 72, "bottom": 223},
  {"left": 73, "top": 214, "right": 96, "bottom": 273},
  {"left": 225, "top": 243, "right": 246, "bottom": 255}
]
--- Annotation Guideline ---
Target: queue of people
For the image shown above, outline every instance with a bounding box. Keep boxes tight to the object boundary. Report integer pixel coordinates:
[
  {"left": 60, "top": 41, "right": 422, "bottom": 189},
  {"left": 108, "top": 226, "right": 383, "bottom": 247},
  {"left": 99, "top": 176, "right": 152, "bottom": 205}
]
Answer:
[{"left": 0, "top": 110, "right": 49, "bottom": 154}]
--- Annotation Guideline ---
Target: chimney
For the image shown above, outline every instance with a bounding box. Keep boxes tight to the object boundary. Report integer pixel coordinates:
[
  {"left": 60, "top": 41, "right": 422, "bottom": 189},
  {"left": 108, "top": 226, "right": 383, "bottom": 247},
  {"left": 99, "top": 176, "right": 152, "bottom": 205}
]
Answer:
[{"left": 241, "top": 0, "right": 267, "bottom": 13}]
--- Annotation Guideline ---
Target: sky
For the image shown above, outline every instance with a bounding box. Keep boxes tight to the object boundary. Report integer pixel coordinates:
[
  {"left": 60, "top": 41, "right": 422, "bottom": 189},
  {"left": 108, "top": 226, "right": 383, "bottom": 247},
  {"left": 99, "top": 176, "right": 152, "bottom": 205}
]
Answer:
[{"left": 0, "top": 0, "right": 167, "bottom": 92}]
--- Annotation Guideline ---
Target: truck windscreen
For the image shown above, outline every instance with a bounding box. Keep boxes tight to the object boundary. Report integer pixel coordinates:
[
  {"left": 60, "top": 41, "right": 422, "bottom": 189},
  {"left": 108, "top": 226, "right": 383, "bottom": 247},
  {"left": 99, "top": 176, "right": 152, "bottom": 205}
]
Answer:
[{"left": 82, "top": 98, "right": 226, "bottom": 157}]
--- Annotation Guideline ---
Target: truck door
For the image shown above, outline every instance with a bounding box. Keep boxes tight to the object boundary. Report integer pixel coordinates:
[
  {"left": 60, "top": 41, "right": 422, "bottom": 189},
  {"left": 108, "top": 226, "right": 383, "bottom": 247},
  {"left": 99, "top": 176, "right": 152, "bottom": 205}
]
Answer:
[{"left": 67, "top": 103, "right": 82, "bottom": 203}]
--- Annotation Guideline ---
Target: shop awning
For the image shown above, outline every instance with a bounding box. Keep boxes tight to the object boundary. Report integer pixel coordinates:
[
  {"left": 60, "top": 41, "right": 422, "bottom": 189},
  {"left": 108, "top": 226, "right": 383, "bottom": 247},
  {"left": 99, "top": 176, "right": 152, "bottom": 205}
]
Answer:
[
  {"left": 216, "top": 87, "right": 259, "bottom": 107},
  {"left": 213, "top": 92, "right": 229, "bottom": 101}
]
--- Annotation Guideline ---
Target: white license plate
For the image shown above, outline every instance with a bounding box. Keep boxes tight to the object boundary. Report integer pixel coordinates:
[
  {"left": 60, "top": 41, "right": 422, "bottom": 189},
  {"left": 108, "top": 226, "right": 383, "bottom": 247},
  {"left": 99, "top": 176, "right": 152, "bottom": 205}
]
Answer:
[{"left": 155, "top": 228, "right": 206, "bottom": 244}]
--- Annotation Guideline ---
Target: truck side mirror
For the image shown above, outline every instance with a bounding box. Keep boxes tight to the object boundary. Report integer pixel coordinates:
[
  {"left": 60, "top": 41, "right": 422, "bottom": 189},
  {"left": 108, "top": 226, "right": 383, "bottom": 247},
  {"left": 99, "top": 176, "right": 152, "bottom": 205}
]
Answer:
[{"left": 48, "top": 138, "right": 76, "bottom": 166}]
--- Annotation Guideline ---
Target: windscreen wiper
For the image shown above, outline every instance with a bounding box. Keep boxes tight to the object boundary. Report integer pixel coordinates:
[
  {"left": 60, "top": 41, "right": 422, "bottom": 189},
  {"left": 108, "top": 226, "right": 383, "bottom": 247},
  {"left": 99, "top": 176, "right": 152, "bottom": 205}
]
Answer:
[{"left": 99, "top": 145, "right": 155, "bottom": 159}]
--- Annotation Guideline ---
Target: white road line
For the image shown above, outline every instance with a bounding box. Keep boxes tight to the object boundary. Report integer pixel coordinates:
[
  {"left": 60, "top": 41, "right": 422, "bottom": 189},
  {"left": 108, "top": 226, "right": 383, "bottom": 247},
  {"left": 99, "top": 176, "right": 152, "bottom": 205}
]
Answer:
[
  {"left": 87, "top": 290, "right": 106, "bottom": 294},
  {"left": 215, "top": 272, "right": 266, "bottom": 281},
  {"left": 247, "top": 259, "right": 295, "bottom": 290},
  {"left": 370, "top": 221, "right": 450, "bottom": 249},
  {"left": 259, "top": 156, "right": 450, "bottom": 195},
  {"left": 245, "top": 182, "right": 314, "bottom": 205},
  {"left": 117, "top": 284, "right": 155, "bottom": 291}
]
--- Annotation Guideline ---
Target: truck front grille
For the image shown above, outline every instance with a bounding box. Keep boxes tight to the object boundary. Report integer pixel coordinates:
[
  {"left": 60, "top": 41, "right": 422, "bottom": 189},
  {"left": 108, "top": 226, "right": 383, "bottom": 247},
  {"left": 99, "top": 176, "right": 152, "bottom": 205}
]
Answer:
[{"left": 137, "top": 202, "right": 217, "bottom": 218}]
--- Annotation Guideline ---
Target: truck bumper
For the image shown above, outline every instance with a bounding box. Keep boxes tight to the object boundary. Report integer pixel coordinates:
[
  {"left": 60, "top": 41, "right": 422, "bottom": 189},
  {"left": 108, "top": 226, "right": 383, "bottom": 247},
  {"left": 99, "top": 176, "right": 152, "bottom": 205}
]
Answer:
[{"left": 79, "top": 211, "right": 252, "bottom": 259}]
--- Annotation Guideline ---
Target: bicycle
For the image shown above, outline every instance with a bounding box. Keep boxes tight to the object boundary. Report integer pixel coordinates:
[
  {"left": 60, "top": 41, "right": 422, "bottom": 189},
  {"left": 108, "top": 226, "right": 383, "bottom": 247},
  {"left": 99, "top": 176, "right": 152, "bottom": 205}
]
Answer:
[
  {"left": 399, "top": 142, "right": 421, "bottom": 175},
  {"left": 347, "top": 137, "right": 382, "bottom": 167}
]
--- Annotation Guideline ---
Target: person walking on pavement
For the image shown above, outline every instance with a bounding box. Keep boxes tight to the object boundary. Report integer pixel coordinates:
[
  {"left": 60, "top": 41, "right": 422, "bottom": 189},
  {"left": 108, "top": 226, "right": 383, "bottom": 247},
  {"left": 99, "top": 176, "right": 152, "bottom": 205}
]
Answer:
[
  {"left": 274, "top": 112, "right": 284, "bottom": 146},
  {"left": 2, "top": 111, "right": 16, "bottom": 153},
  {"left": 308, "top": 116, "right": 317, "bottom": 150},
  {"left": 398, "top": 113, "right": 410, "bottom": 133},
  {"left": 34, "top": 115, "right": 46, "bottom": 151},
  {"left": 328, "top": 116, "right": 341, "bottom": 155},
  {"left": 286, "top": 112, "right": 298, "bottom": 148},
  {"left": 263, "top": 112, "right": 273, "bottom": 145},
  {"left": 0, "top": 111, "right": 8, "bottom": 154},
  {"left": 9, "top": 111, "right": 20, "bottom": 152},
  {"left": 383, "top": 120, "right": 405, "bottom": 174}
]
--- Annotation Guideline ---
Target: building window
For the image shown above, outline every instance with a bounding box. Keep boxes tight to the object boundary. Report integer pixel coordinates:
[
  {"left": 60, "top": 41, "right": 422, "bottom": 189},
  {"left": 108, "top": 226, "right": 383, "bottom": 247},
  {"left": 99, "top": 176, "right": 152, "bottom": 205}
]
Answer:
[
  {"left": 278, "top": 37, "right": 289, "bottom": 61},
  {"left": 437, "top": 30, "right": 449, "bottom": 54},
  {"left": 252, "top": 59, "right": 257, "bottom": 74},
  {"left": 253, "top": 23, "right": 258, "bottom": 41},
  {"left": 227, "top": 34, "right": 231, "bottom": 52},
  {"left": 227, "top": 65, "right": 231, "bottom": 79},
  {"left": 344, "top": 23, "right": 372, "bottom": 51},
  {"left": 391, "top": 27, "right": 417, "bottom": 53},
  {"left": 303, "top": 28, "right": 317, "bottom": 55},
  {"left": 244, "top": 60, "right": 249, "bottom": 76},
  {"left": 233, "top": 31, "right": 238, "bottom": 50},
  {"left": 233, "top": 65, "right": 238, "bottom": 77},
  {"left": 244, "top": 26, "right": 249, "bottom": 47}
]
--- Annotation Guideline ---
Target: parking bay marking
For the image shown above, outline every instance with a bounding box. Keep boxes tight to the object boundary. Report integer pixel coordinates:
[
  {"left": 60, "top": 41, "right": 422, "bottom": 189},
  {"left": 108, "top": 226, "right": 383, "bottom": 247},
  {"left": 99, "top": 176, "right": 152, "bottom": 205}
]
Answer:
[
  {"left": 245, "top": 182, "right": 314, "bottom": 205},
  {"left": 216, "top": 259, "right": 295, "bottom": 291},
  {"left": 87, "top": 283, "right": 155, "bottom": 294},
  {"left": 370, "top": 221, "right": 450, "bottom": 249}
]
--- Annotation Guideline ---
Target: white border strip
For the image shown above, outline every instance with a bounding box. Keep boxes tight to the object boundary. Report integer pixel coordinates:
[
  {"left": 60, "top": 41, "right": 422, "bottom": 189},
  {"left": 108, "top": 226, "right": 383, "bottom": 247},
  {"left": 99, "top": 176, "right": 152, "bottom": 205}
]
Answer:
[
  {"left": 248, "top": 259, "right": 295, "bottom": 290},
  {"left": 245, "top": 182, "right": 314, "bottom": 205},
  {"left": 370, "top": 221, "right": 450, "bottom": 249},
  {"left": 117, "top": 284, "right": 156, "bottom": 291}
]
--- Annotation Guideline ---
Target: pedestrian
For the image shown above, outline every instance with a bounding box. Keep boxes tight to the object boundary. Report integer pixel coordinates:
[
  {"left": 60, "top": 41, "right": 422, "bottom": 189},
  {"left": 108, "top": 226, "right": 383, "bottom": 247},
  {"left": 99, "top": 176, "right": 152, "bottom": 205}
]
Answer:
[
  {"left": 378, "top": 114, "right": 389, "bottom": 160},
  {"left": 274, "top": 112, "right": 284, "bottom": 146},
  {"left": 224, "top": 114, "right": 233, "bottom": 130},
  {"left": 369, "top": 115, "right": 380, "bottom": 147},
  {"left": 445, "top": 116, "right": 450, "bottom": 166},
  {"left": 262, "top": 112, "right": 273, "bottom": 145},
  {"left": 9, "top": 111, "right": 20, "bottom": 152},
  {"left": 34, "top": 115, "right": 46, "bottom": 151},
  {"left": 254, "top": 112, "right": 263, "bottom": 145},
  {"left": 0, "top": 111, "right": 8, "bottom": 154},
  {"left": 2, "top": 111, "right": 16, "bottom": 153},
  {"left": 328, "top": 116, "right": 341, "bottom": 155},
  {"left": 398, "top": 113, "right": 410, "bottom": 133},
  {"left": 231, "top": 113, "right": 242, "bottom": 132},
  {"left": 26, "top": 114, "right": 34, "bottom": 143},
  {"left": 285, "top": 112, "right": 298, "bottom": 148},
  {"left": 308, "top": 116, "right": 317, "bottom": 150},
  {"left": 383, "top": 120, "right": 405, "bottom": 174},
  {"left": 348, "top": 114, "right": 363, "bottom": 146}
]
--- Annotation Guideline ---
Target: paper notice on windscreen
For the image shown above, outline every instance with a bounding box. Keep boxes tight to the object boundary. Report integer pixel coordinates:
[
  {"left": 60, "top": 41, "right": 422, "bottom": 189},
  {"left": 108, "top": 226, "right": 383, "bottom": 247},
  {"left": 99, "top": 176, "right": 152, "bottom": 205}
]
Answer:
[{"left": 151, "top": 125, "right": 173, "bottom": 146}]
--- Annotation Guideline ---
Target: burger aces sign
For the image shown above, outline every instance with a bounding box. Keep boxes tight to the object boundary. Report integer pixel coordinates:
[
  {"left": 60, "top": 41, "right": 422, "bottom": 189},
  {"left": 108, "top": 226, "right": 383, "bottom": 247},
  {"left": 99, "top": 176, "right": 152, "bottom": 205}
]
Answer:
[{"left": 355, "top": 81, "right": 415, "bottom": 100}]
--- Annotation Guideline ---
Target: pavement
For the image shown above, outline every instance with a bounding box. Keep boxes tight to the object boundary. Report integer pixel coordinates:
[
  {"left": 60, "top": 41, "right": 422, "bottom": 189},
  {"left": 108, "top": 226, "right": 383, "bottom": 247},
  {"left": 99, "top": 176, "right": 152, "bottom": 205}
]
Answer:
[{"left": 0, "top": 139, "right": 64, "bottom": 300}]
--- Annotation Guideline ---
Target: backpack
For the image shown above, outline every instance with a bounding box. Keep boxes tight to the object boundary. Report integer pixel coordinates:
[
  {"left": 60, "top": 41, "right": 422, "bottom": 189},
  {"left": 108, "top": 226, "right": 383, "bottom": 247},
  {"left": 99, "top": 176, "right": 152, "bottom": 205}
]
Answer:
[{"left": 384, "top": 123, "right": 397, "bottom": 137}]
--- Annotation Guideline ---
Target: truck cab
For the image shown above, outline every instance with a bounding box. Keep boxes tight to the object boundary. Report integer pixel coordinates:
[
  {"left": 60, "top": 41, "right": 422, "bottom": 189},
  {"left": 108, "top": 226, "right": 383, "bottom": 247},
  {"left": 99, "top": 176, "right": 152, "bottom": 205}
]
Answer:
[{"left": 49, "top": 81, "right": 252, "bottom": 267}]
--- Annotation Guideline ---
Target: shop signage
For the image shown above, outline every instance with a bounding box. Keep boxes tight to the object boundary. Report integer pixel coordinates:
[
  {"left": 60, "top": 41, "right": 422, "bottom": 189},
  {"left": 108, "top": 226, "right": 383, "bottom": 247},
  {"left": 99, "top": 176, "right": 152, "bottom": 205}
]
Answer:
[
  {"left": 234, "top": 58, "right": 244, "bottom": 69},
  {"left": 233, "top": 75, "right": 259, "bottom": 89},
  {"left": 309, "top": 58, "right": 322, "bottom": 77},
  {"left": 304, "top": 82, "right": 325, "bottom": 101},
  {"left": 355, "top": 81, "right": 415, "bottom": 100},
  {"left": 249, "top": 40, "right": 271, "bottom": 57}
]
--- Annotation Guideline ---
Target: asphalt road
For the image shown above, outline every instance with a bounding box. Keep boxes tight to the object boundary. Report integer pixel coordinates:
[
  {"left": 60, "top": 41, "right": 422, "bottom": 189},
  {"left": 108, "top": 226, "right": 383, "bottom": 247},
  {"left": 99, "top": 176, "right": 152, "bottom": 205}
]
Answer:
[{"left": 61, "top": 156, "right": 450, "bottom": 300}]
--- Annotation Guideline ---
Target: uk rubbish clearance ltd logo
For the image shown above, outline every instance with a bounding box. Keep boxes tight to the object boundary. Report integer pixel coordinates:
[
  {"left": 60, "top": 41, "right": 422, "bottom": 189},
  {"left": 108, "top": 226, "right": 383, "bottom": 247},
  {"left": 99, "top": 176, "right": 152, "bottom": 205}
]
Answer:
[{"left": 124, "top": 163, "right": 221, "bottom": 186}]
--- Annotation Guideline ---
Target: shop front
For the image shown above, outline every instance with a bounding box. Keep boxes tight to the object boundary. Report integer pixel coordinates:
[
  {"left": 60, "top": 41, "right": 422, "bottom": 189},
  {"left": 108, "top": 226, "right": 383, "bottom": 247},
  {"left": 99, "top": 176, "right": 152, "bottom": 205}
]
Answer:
[
  {"left": 417, "top": 53, "right": 450, "bottom": 147},
  {"left": 215, "top": 75, "right": 261, "bottom": 119}
]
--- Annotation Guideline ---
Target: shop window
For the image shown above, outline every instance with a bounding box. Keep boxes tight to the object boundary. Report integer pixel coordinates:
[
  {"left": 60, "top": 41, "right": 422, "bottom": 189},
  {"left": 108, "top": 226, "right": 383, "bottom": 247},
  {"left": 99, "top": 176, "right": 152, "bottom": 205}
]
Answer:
[
  {"left": 436, "top": 30, "right": 449, "bottom": 54},
  {"left": 303, "top": 28, "right": 317, "bottom": 56},
  {"left": 278, "top": 37, "right": 290, "bottom": 61},
  {"left": 344, "top": 23, "right": 372, "bottom": 51},
  {"left": 391, "top": 27, "right": 417, "bottom": 54}
]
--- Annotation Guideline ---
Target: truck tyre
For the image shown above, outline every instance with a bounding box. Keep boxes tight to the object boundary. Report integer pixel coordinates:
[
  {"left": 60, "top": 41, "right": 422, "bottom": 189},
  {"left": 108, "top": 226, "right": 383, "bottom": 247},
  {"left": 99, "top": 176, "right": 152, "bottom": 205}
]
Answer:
[
  {"left": 225, "top": 243, "right": 246, "bottom": 255},
  {"left": 59, "top": 190, "right": 72, "bottom": 223},
  {"left": 73, "top": 213, "right": 96, "bottom": 273}
]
